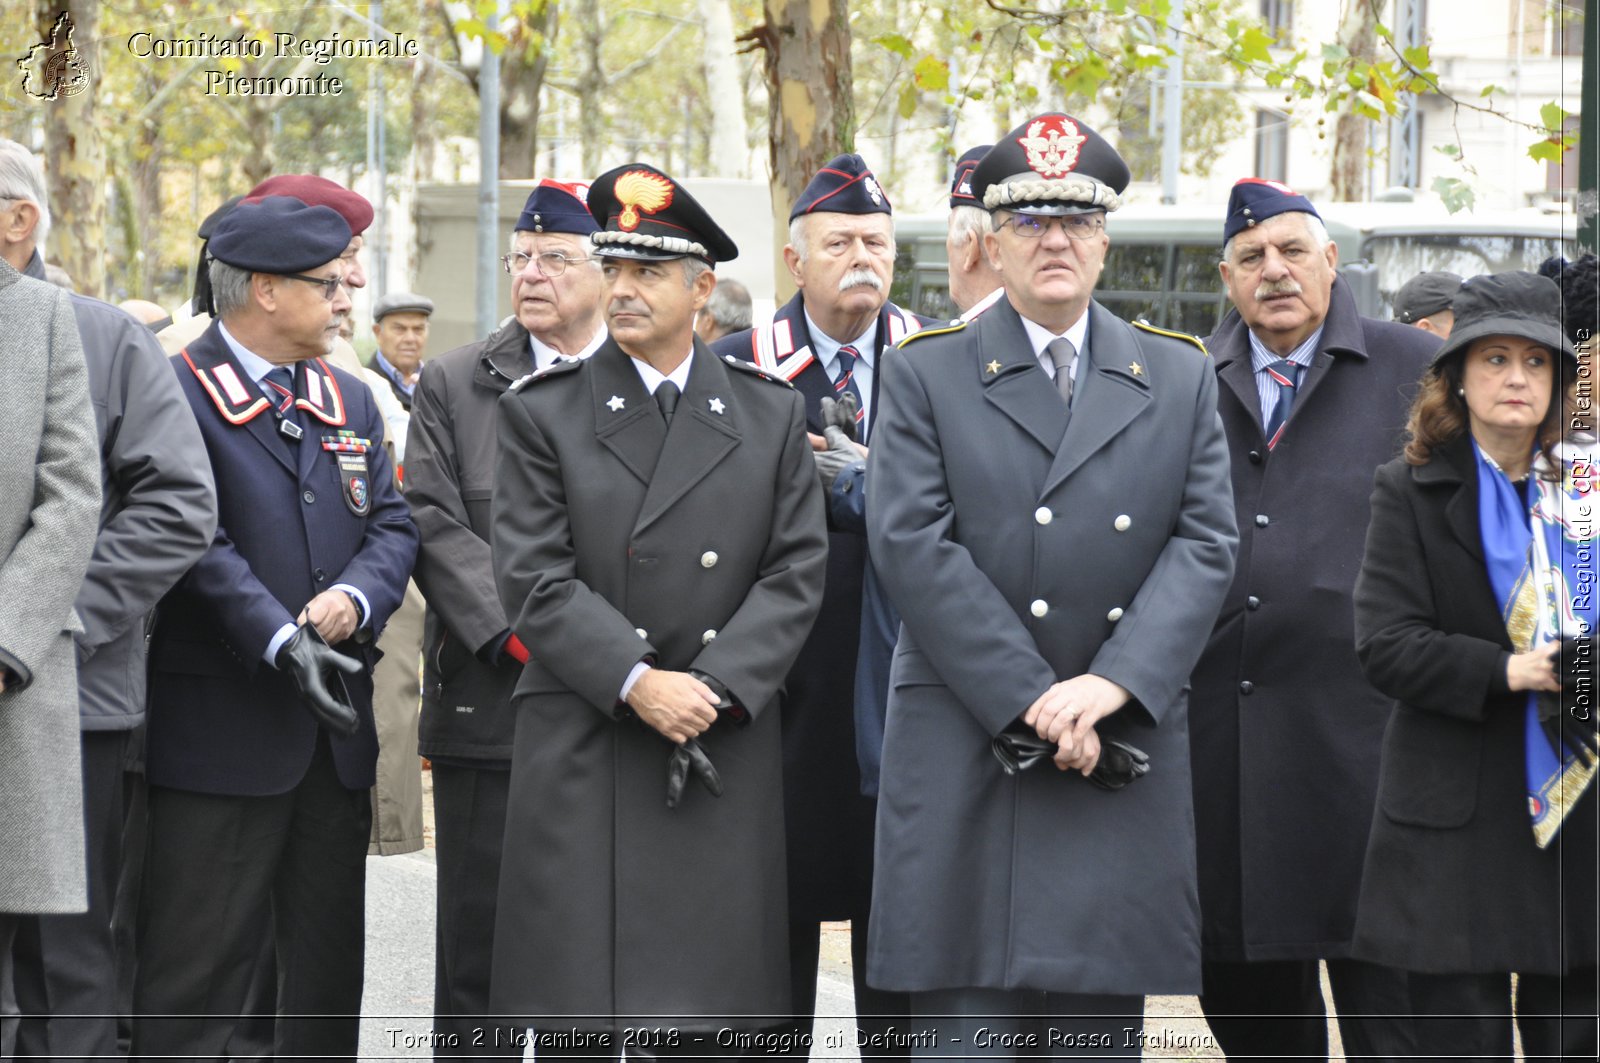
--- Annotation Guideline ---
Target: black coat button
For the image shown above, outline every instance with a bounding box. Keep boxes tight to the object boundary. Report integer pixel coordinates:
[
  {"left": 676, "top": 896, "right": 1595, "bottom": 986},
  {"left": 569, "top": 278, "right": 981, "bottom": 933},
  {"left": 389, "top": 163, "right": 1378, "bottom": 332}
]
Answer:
[
  {"left": 314, "top": 568, "right": 327, "bottom": 582},
  {"left": 303, "top": 490, "right": 316, "bottom": 505},
  {"left": 1248, "top": 450, "right": 1262, "bottom": 464},
  {"left": 1239, "top": 680, "right": 1255, "bottom": 694},
  {"left": 1254, "top": 514, "right": 1269, "bottom": 527},
  {"left": 1246, "top": 595, "right": 1260, "bottom": 610}
]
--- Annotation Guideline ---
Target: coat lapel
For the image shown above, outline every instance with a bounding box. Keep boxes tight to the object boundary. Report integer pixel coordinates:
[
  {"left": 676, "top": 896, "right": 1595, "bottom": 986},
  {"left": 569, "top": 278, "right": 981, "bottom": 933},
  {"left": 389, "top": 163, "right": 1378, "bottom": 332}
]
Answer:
[
  {"left": 978, "top": 299, "right": 1068, "bottom": 455},
  {"left": 1422, "top": 436, "right": 1485, "bottom": 562},
  {"left": 633, "top": 343, "right": 741, "bottom": 536},
  {"left": 1040, "top": 304, "right": 1153, "bottom": 496},
  {"left": 591, "top": 341, "right": 663, "bottom": 486},
  {"left": 181, "top": 326, "right": 296, "bottom": 476}
]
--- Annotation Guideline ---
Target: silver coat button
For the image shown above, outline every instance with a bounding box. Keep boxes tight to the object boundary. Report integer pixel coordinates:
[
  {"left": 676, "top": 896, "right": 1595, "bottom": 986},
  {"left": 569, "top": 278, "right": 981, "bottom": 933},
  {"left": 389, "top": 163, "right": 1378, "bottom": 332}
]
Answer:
[
  {"left": 1107, "top": 607, "right": 1125, "bottom": 622},
  {"left": 701, "top": 629, "right": 717, "bottom": 645},
  {"left": 1114, "top": 514, "right": 1132, "bottom": 532},
  {"left": 635, "top": 628, "right": 648, "bottom": 640},
  {"left": 701, "top": 551, "right": 719, "bottom": 568},
  {"left": 1034, "top": 507, "right": 1053, "bottom": 525},
  {"left": 1030, "top": 599, "right": 1048, "bottom": 618}
]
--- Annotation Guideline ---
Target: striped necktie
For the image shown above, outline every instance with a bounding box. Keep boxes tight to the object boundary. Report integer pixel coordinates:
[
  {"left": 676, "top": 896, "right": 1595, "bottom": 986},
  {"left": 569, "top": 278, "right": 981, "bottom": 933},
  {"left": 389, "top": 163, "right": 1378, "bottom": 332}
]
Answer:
[
  {"left": 264, "top": 367, "right": 297, "bottom": 416},
  {"left": 834, "top": 345, "right": 867, "bottom": 440},
  {"left": 1264, "top": 359, "right": 1300, "bottom": 449}
]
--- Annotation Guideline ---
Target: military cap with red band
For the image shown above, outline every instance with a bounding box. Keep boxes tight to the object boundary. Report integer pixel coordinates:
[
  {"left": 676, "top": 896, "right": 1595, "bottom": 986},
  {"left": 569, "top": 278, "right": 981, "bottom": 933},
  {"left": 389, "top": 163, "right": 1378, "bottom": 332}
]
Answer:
[
  {"left": 949, "top": 145, "right": 991, "bottom": 208},
  {"left": 971, "top": 113, "right": 1130, "bottom": 216},
  {"left": 243, "top": 173, "right": 374, "bottom": 236},
  {"left": 587, "top": 163, "right": 738, "bottom": 264},
  {"left": 1223, "top": 178, "right": 1322, "bottom": 244},
  {"left": 789, "top": 153, "right": 892, "bottom": 221},
  {"left": 516, "top": 178, "right": 597, "bottom": 236}
]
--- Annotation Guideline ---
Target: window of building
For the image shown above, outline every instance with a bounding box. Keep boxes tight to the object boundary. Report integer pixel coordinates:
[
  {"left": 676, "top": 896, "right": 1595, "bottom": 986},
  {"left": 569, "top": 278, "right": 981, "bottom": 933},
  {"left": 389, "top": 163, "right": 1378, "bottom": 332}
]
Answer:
[
  {"left": 1555, "top": 0, "right": 1586, "bottom": 56},
  {"left": 1255, "top": 109, "right": 1289, "bottom": 183},
  {"left": 1260, "top": 0, "right": 1294, "bottom": 40}
]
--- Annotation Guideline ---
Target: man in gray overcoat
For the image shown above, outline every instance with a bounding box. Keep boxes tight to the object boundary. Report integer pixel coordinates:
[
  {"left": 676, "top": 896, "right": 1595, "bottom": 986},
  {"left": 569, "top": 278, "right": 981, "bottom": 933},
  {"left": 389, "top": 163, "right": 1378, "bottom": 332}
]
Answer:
[
  {"left": 0, "top": 257, "right": 100, "bottom": 951},
  {"left": 1189, "top": 179, "right": 1437, "bottom": 1059},
  {"left": 864, "top": 114, "right": 1237, "bottom": 1055},
  {"left": 489, "top": 163, "right": 828, "bottom": 1050}
]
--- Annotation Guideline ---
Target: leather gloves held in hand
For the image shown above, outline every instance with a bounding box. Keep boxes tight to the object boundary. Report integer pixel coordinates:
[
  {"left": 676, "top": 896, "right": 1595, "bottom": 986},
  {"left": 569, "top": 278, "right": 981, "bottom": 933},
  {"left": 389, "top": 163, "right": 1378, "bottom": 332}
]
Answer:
[
  {"left": 990, "top": 727, "right": 1151, "bottom": 791},
  {"left": 666, "top": 738, "right": 723, "bottom": 809},
  {"left": 276, "top": 623, "right": 362, "bottom": 736}
]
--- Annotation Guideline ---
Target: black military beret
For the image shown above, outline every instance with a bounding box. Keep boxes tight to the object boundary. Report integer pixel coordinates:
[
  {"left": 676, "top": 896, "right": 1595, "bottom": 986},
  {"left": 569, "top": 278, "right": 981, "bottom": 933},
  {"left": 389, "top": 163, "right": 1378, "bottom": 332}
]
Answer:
[
  {"left": 949, "top": 145, "right": 991, "bottom": 209},
  {"left": 971, "top": 113, "right": 1129, "bottom": 216},
  {"left": 1393, "top": 271, "right": 1463, "bottom": 324},
  {"left": 587, "top": 163, "right": 738, "bottom": 264},
  {"left": 1223, "top": 178, "right": 1322, "bottom": 244},
  {"left": 197, "top": 194, "right": 245, "bottom": 239},
  {"left": 516, "top": 179, "right": 598, "bottom": 236},
  {"left": 789, "top": 154, "right": 891, "bottom": 222},
  {"left": 207, "top": 196, "right": 354, "bottom": 274}
]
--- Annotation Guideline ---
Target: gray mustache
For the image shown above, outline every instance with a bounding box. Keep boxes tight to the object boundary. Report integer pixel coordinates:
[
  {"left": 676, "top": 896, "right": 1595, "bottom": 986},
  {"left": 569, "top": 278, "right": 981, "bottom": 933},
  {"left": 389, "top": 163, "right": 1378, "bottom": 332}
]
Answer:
[{"left": 838, "top": 269, "right": 884, "bottom": 293}]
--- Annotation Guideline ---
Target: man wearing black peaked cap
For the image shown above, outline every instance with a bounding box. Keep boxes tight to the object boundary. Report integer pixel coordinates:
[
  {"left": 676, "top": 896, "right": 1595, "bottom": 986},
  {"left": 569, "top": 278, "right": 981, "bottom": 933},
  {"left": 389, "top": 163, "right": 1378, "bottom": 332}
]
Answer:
[
  {"left": 946, "top": 144, "right": 1004, "bottom": 315},
  {"left": 1188, "top": 177, "right": 1435, "bottom": 1059},
  {"left": 132, "top": 195, "right": 418, "bottom": 1060},
  {"left": 864, "top": 114, "right": 1238, "bottom": 1053},
  {"left": 489, "top": 164, "right": 827, "bottom": 1050},
  {"left": 710, "top": 153, "right": 926, "bottom": 1055},
  {"left": 405, "top": 177, "right": 605, "bottom": 1055}
]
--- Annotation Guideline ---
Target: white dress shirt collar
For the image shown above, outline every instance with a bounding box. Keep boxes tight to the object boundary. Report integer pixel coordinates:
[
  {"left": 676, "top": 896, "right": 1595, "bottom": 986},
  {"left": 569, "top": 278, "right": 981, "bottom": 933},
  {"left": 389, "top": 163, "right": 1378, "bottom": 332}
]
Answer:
[
  {"left": 1017, "top": 307, "right": 1091, "bottom": 382},
  {"left": 529, "top": 323, "right": 607, "bottom": 373}
]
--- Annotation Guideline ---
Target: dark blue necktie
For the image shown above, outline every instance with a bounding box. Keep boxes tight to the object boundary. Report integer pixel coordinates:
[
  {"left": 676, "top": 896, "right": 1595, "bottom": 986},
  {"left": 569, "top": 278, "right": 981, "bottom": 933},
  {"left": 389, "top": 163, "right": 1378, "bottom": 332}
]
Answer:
[
  {"left": 264, "top": 367, "right": 296, "bottom": 414},
  {"left": 1264, "top": 359, "right": 1300, "bottom": 449},
  {"left": 834, "top": 345, "right": 867, "bottom": 441}
]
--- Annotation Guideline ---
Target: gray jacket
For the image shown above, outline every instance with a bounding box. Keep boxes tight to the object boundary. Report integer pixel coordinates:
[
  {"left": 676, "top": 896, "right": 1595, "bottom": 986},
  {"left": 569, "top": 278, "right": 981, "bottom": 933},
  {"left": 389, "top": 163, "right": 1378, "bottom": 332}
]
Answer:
[
  {"left": 0, "top": 259, "right": 100, "bottom": 913},
  {"left": 24, "top": 253, "right": 217, "bottom": 729}
]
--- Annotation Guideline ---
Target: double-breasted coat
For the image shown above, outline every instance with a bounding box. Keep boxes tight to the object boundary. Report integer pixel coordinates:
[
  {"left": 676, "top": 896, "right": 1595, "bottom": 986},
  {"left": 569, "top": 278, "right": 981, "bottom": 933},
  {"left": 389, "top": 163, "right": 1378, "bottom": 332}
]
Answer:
[
  {"left": 711, "top": 293, "right": 923, "bottom": 920},
  {"left": 148, "top": 322, "right": 418, "bottom": 797},
  {"left": 1189, "top": 279, "right": 1439, "bottom": 961},
  {"left": 488, "top": 339, "right": 828, "bottom": 1026},
  {"left": 1350, "top": 438, "right": 1597, "bottom": 974},
  {"left": 0, "top": 260, "right": 100, "bottom": 915},
  {"left": 864, "top": 297, "right": 1238, "bottom": 995}
]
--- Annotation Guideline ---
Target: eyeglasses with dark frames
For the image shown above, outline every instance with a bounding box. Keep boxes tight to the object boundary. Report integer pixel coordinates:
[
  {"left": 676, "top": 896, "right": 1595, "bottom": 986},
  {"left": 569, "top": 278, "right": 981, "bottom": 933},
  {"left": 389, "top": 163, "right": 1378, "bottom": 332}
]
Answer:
[{"left": 280, "top": 272, "right": 348, "bottom": 301}]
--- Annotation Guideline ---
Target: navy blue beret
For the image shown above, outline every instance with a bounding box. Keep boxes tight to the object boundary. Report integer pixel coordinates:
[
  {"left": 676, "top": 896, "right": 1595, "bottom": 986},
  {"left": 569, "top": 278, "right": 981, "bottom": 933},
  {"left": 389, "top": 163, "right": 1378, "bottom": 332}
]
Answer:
[
  {"left": 970, "top": 114, "right": 1129, "bottom": 216},
  {"left": 588, "top": 163, "right": 738, "bottom": 264},
  {"left": 949, "top": 145, "right": 991, "bottom": 208},
  {"left": 1224, "top": 178, "right": 1322, "bottom": 244},
  {"left": 789, "top": 154, "right": 892, "bottom": 222},
  {"left": 207, "top": 196, "right": 354, "bottom": 273},
  {"left": 516, "top": 179, "right": 598, "bottom": 236}
]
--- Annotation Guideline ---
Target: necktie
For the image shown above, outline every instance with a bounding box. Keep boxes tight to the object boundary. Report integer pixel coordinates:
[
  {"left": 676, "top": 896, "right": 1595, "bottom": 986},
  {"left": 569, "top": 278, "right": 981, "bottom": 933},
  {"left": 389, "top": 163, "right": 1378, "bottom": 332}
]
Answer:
[
  {"left": 834, "top": 345, "right": 868, "bottom": 440},
  {"left": 656, "top": 380, "right": 680, "bottom": 426},
  {"left": 1046, "top": 338, "right": 1076, "bottom": 408},
  {"left": 264, "top": 367, "right": 296, "bottom": 415},
  {"left": 1263, "top": 359, "right": 1300, "bottom": 449}
]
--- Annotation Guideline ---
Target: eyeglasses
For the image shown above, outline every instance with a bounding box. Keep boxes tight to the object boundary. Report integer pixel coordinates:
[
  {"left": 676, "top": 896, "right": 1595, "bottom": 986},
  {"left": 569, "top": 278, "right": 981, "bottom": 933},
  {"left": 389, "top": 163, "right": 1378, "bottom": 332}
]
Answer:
[
  {"left": 502, "top": 250, "right": 589, "bottom": 278},
  {"left": 999, "top": 213, "right": 1106, "bottom": 241},
  {"left": 281, "top": 272, "right": 347, "bottom": 301}
]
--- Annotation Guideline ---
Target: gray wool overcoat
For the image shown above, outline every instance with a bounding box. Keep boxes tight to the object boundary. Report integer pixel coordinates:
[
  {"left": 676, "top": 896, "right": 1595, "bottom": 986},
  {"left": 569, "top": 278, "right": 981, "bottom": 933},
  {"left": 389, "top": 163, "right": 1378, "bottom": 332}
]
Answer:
[
  {"left": 864, "top": 296, "right": 1238, "bottom": 996},
  {"left": 0, "top": 259, "right": 101, "bottom": 914}
]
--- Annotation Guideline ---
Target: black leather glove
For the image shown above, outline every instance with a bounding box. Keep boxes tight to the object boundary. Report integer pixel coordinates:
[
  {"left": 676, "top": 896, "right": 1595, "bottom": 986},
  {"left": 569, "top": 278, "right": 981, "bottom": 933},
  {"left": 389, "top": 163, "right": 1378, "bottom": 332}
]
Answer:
[
  {"left": 990, "top": 726, "right": 1150, "bottom": 790},
  {"left": 689, "top": 669, "right": 748, "bottom": 724},
  {"left": 820, "top": 393, "right": 860, "bottom": 443},
  {"left": 665, "top": 738, "right": 723, "bottom": 809},
  {"left": 276, "top": 624, "right": 362, "bottom": 736}
]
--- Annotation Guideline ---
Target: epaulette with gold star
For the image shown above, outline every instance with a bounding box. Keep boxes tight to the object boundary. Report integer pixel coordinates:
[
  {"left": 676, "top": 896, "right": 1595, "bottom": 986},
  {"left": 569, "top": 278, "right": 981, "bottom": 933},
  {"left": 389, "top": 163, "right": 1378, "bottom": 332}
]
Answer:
[
  {"left": 898, "top": 319, "right": 968, "bottom": 347},
  {"left": 1133, "top": 320, "right": 1209, "bottom": 357},
  {"left": 722, "top": 354, "right": 794, "bottom": 388},
  {"left": 509, "top": 356, "right": 583, "bottom": 393}
]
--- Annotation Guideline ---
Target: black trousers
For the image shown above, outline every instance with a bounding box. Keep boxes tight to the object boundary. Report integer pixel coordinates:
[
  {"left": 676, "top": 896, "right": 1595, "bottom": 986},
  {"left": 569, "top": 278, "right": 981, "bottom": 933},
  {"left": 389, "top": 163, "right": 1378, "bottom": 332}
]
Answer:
[
  {"left": 909, "top": 987, "right": 1144, "bottom": 1060},
  {"left": 131, "top": 733, "right": 371, "bottom": 1062},
  {"left": 1199, "top": 956, "right": 1414, "bottom": 1060},
  {"left": 9, "top": 730, "right": 131, "bottom": 1061},
  {"left": 431, "top": 761, "right": 518, "bottom": 1057},
  {"left": 782, "top": 911, "right": 909, "bottom": 1058},
  {"left": 1362, "top": 966, "right": 1599, "bottom": 1062}
]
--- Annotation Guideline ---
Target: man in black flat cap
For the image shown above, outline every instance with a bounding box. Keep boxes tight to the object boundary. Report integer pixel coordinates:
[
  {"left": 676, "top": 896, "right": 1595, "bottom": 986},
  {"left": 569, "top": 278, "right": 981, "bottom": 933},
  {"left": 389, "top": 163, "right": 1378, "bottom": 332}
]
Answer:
[
  {"left": 710, "top": 151, "right": 924, "bottom": 1057},
  {"left": 489, "top": 164, "right": 828, "bottom": 1054},
  {"left": 1189, "top": 177, "right": 1434, "bottom": 1060},
  {"left": 405, "top": 178, "right": 605, "bottom": 1055},
  {"left": 1393, "top": 269, "right": 1464, "bottom": 338},
  {"left": 865, "top": 114, "right": 1237, "bottom": 1055},
  {"left": 132, "top": 195, "right": 418, "bottom": 1061}
]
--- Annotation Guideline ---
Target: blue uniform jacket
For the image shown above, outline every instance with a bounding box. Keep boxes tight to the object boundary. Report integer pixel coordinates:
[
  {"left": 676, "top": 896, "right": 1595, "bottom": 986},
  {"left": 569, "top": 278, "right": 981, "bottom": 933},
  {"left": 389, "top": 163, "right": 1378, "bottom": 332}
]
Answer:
[{"left": 147, "top": 321, "right": 418, "bottom": 796}]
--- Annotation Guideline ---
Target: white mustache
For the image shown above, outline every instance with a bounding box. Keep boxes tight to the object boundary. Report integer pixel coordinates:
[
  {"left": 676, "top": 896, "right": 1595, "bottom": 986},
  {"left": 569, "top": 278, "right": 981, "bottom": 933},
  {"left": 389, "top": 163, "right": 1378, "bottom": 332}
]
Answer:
[
  {"left": 1255, "top": 279, "right": 1303, "bottom": 300},
  {"left": 838, "top": 269, "right": 883, "bottom": 293}
]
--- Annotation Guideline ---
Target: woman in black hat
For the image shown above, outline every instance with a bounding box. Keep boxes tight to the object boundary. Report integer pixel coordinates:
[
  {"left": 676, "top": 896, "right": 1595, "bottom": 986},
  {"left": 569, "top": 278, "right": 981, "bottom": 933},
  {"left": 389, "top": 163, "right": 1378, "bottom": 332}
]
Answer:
[{"left": 1349, "top": 271, "right": 1598, "bottom": 1058}]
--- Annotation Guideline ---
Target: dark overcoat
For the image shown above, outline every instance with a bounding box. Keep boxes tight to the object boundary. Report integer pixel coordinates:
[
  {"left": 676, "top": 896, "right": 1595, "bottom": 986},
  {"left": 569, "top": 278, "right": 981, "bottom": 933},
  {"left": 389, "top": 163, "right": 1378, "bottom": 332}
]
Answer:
[
  {"left": 711, "top": 293, "right": 923, "bottom": 920},
  {"left": 864, "top": 297, "right": 1238, "bottom": 995},
  {"left": 1190, "top": 279, "right": 1439, "bottom": 961},
  {"left": 1350, "top": 439, "right": 1598, "bottom": 974},
  {"left": 406, "top": 318, "right": 532, "bottom": 762},
  {"left": 488, "top": 339, "right": 828, "bottom": 1027},
  {"left": 148, "top": 322, "right": 418, "bottom": 796}
]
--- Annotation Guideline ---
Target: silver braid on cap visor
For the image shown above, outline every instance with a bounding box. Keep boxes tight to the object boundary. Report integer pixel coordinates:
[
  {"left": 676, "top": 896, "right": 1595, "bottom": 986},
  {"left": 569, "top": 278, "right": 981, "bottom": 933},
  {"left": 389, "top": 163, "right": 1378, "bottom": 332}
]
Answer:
[
  {"left": 982, "top": 174, "right": 1123, "bottom": 212},
  {"left": 592, "top": 230, "right": 710, "bottom": 259}
]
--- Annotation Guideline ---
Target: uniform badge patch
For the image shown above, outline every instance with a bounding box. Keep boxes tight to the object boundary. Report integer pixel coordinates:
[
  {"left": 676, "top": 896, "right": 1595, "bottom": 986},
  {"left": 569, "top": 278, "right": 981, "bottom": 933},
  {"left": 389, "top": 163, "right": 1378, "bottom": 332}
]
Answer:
[
  {"left": 1018, "top": 116, "right": 1087, "bottom": 178},
  {"left": 614, "top": 170, "right": 674, "bottom": 231},
  {"left": 337, "top": 453, "right": 372, "bottom": 516}
]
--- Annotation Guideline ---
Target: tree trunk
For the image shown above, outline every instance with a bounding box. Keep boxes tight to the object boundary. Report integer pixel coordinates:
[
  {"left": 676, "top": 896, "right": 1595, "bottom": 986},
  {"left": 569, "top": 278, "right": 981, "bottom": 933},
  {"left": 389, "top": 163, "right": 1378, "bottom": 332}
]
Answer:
[
  {"left": 755, "top": 0, "right": 854, "bottom": 299},
  {"left": 500, "top": 2, "right": 559, "bottom": 179},
  {"left": 1330, "top": 0, "right": 1383, "bottom": 201},
  {"left": 698, "top": 0, "right": 749, "bottom": 179},
  {"left": 576, "top": 0, "right": 607, "bottom": 179},
  {"left": 37, "top": 0, "right": 104, "bottom": 297}
]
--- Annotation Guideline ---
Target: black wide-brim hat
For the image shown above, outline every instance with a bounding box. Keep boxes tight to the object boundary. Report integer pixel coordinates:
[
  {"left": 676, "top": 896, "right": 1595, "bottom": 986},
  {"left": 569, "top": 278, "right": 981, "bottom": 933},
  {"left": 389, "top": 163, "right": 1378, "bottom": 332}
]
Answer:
[
  {"left": 587, "top": 163, "right": 738, "bottom": 264},
  {"left": 1430, "top": 270, "right": 1577, "bottom": 368}
]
